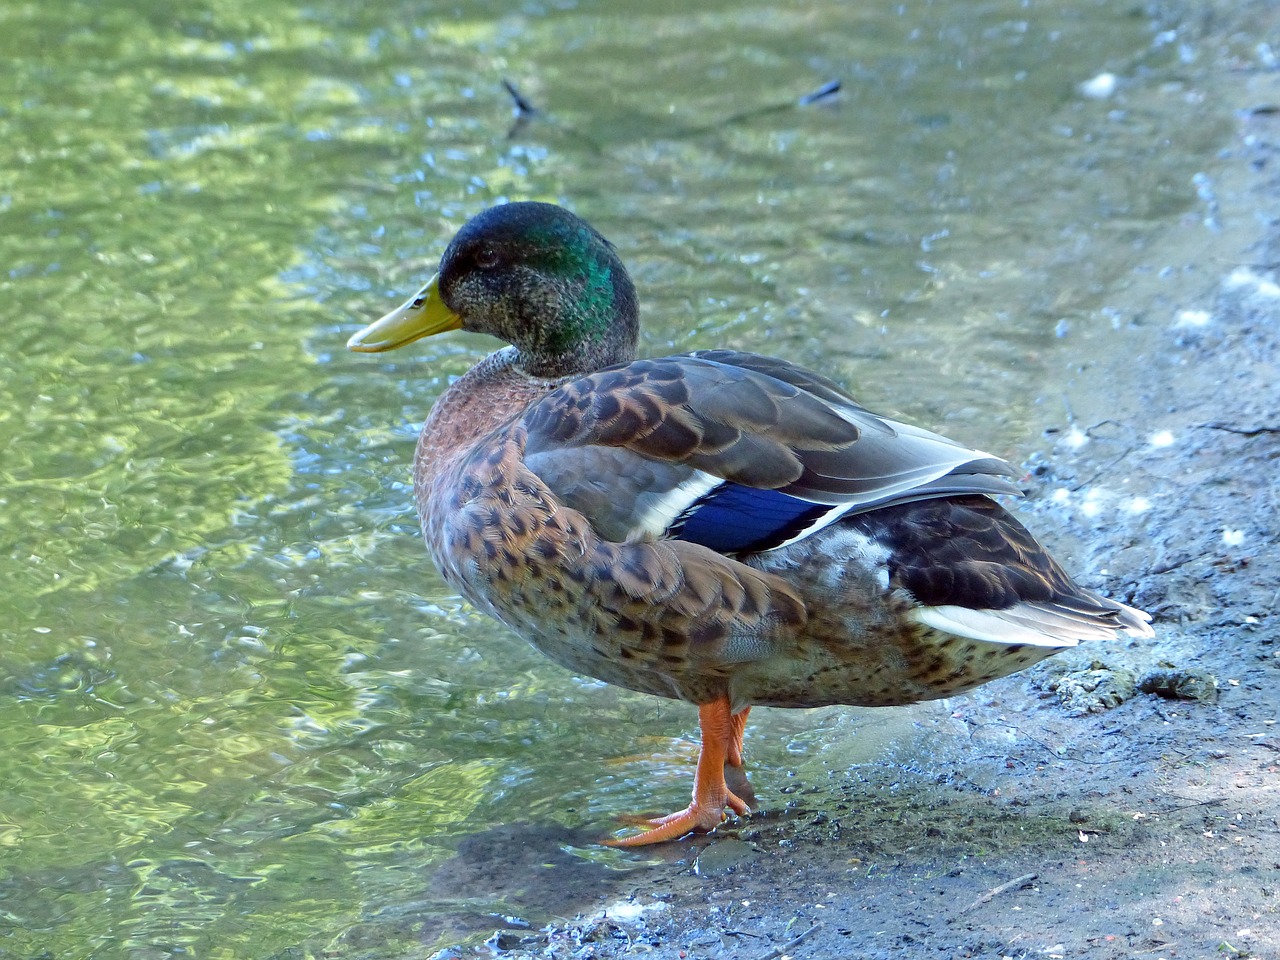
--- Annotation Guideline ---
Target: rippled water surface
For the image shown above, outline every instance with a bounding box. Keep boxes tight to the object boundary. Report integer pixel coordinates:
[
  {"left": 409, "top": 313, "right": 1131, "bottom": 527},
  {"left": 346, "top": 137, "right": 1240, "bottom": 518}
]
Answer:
[{"left": 0, "top": 0, "right": 1240, "bottom": 954}]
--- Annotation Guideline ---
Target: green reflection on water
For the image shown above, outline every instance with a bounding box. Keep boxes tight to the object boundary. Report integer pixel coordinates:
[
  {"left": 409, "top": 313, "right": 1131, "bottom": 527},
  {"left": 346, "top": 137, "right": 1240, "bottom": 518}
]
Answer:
[{"left": 0, "top": 0, "right": 1238, "bottom": 954}]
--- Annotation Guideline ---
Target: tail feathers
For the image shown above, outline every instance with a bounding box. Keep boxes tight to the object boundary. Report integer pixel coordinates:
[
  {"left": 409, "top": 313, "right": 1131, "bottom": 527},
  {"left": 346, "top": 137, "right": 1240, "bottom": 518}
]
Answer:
[
  {"left": 1111, "top": 599, "right": 1155, "bottom": 638},
  {"left": 912, "top": 593, "right": 1154, "bottom": 649}
]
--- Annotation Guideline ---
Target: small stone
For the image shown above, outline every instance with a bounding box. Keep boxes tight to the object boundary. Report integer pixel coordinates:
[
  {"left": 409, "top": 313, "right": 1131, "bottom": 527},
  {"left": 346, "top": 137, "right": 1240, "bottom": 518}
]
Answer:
[
  {"left": 1139, "top": 667, "right": 1219, "bottom": 703},
  {"left": 1043, "top": 664, "right": 1138, "bottom": 714},
  {"left": 485, "top": 930, "right": 545, "bottom": 951},
  {"left": 578, "top": 919, "right": 627, "bottom": 943},
  {"left": 694, "top": 838, "right": 758, "bottom": 877}
]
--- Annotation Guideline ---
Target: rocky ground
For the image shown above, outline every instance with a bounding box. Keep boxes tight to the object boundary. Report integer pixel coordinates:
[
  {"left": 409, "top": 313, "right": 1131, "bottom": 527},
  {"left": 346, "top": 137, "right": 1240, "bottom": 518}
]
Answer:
[{"left": 423, "top": 51, "right": 1280, "bottom": 960}]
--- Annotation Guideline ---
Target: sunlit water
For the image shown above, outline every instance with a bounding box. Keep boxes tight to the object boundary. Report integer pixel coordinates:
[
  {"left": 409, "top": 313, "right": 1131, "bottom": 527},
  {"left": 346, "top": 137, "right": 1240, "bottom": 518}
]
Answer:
[{"left": 0, "top": 0, "right": 1240, "bottom": 954}]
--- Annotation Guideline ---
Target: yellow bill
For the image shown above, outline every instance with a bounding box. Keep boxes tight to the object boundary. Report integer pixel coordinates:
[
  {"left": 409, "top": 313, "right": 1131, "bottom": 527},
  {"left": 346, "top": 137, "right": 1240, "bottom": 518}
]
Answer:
[{"left": 346, "top": 273, "right": 462, "bottom": 352}]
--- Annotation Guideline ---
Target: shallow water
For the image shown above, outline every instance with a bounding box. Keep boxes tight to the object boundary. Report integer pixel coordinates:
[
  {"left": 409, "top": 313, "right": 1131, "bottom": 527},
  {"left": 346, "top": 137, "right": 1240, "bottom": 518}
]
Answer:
[{"left": 0, "top": 0, "right": 1238, "bottom": 954}]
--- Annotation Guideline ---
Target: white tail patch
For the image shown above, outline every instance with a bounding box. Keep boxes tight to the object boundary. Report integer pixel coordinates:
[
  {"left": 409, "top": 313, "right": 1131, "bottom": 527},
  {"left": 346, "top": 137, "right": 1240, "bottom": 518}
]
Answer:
[{"left": 910, "top": 604, "right": 1089, "bottom": 649}]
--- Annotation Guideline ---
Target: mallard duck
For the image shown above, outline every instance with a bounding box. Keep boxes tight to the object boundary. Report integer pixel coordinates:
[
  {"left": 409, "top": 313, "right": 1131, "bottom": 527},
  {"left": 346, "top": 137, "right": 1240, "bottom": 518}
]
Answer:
[{"left": 347, "top": 201, "right": 1153, "bottom": 845}]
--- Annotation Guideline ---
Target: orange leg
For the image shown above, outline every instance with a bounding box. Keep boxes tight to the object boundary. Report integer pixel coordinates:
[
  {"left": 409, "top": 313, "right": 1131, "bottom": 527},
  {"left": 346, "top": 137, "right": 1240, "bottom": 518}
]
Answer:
[
  {"left": 723, "top": 706, "right": 755, "bottom": 810},
  {"left": 728, "top": 706, "right": 751, "bottom": 767},
  {"left": 608, "top": 697, "right": 753, "bottom": 846}
]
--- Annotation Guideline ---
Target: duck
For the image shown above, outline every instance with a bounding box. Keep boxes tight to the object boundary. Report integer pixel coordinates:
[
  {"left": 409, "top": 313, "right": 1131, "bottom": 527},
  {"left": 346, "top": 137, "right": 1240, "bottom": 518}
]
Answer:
[{"left": 347, "top": 201, "right": 1154, "bottom": 846}]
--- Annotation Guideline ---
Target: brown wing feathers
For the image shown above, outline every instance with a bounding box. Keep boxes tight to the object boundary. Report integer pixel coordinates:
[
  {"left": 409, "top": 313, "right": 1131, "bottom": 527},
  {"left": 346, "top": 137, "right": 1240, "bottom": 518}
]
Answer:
[{"left": 855, "top": 496, "right": 1105, "bottom": 614}]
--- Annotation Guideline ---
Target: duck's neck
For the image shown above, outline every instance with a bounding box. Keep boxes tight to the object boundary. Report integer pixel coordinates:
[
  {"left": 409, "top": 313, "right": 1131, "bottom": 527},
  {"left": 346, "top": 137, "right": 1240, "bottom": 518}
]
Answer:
[{"left": 413, "top": 347, "right": 563, "bottom": 496}]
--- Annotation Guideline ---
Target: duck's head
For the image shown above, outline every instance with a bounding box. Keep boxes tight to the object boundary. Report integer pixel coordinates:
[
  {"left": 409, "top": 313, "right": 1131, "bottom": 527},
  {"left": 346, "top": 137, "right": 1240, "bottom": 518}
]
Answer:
[{"left": 347, "top": 202, "right": 640, "bottom": 378}]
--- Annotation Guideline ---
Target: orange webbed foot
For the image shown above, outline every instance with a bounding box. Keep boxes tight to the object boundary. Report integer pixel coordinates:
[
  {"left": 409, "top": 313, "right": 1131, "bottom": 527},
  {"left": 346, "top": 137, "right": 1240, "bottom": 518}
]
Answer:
[
  {"left": 605, "top": 698, "right": 754, "bottom": 847},
  {"left": 607, "top": 801, "right": 735, "bottom": 846}
]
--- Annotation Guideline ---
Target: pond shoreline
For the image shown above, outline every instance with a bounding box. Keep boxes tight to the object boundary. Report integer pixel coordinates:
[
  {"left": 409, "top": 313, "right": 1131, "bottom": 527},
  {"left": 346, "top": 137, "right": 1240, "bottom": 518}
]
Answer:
[{"left": 443, "top": 27, "right": 1280, "bottom": 960}]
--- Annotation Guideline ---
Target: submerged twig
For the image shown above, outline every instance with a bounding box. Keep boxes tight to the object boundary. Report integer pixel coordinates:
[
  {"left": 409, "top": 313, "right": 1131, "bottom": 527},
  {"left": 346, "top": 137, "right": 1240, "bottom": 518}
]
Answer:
[
  {"left": 500, "top": 78, "right": 607, "bottom": 151},
  {"left": 798, "top": 79, "right": 842, "bottom": 105},
  {"left": 501, "top": 75, "right": 843, "bottom": 149},
  {"left": 960, "top": 873, "right": 1038, "bottom": 914},
  {"left": 502, "top": 77, "right": 538, "bottom": 118},
  {"left": 502, "top": 78, "right": 540, "bottom": 140},
  {"left": 1196, "top": 420, "right": 1280, "bottom": 436},
  {"left": 719, "top": 78, "right": 843, "bottom": 127},
  {"left": 753, "top": 921, "right": 824, "bottom": 960}
]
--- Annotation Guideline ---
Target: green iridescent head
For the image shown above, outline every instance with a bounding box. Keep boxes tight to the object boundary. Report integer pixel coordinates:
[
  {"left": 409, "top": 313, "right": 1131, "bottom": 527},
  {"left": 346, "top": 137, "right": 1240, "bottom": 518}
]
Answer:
[{"left": 348, "top": 202, "right": 640, "bottom": 378}]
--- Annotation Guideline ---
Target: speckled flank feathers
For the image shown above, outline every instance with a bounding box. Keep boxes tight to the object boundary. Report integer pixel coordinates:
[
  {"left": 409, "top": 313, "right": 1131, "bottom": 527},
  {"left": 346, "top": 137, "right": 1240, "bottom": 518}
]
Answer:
[{"left": 349, "top": 201, "right": 1154, "bottom": 845}]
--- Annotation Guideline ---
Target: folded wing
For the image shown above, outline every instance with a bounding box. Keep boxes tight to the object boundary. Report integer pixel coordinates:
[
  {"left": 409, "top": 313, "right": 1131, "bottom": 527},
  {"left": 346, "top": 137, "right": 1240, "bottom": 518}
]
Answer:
[{"left": 522, "top": 350, "right": 1022, "bottom": 552}]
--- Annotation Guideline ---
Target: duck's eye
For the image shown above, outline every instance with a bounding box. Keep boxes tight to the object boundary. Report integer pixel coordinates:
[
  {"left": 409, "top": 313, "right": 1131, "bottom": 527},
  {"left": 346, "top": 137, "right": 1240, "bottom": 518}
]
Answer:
[{"left": 474, "top": 244, "right": 500, "bottom": 269}]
